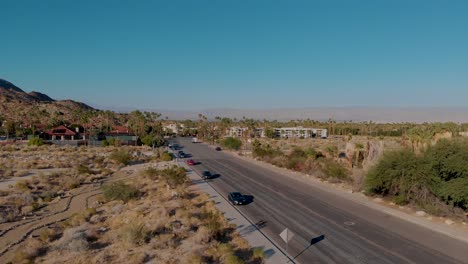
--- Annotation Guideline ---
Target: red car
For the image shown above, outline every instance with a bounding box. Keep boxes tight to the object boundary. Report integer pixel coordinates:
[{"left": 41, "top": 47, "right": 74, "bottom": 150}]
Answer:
[{"left": 186, "top": 159, "right": 196, "bottom": 165}]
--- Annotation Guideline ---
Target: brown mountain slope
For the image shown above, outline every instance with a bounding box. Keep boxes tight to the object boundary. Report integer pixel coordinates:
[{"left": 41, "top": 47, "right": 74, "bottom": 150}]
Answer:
[{"left": 0, "top": 78, "right": 95, "bottom": 125}]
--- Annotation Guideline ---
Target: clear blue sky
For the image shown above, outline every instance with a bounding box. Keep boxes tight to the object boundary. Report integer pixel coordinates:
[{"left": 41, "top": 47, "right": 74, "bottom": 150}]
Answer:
[{"left": 1, "top": 0, "right": 467, "bottom": 110}]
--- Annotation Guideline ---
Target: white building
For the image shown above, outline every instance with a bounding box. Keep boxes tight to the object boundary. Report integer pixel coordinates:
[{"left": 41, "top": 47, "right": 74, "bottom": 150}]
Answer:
[
  {"left": 163, "top": 122, "right": 185, "bottom": 135},
  {"left": 274, "top": 127, "right": 327, "bottom": 139},
  {"left": 227, "top": 126, "right": 327, "bottom": 139},
  {"left": 227, "top": 126, "right": 248, "bottom": 137}
]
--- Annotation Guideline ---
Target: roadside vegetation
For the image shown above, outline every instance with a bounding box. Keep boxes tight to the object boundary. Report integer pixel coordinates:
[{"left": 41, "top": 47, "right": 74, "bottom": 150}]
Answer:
[
  {"left": 20, "top": 164, "right": 262, "bottom": 264},
  {"left": 365, "top": 138, "right": 468, "bottom": 216},
  {"left": 221, "top": 137, "right": 243, "bottom": 151},
  {"left": 251, "top": 139, "right": 351, "bottom": 183}
]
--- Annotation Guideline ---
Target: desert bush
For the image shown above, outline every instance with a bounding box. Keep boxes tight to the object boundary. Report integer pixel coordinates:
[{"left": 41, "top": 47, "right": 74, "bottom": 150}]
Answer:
[
  {"left": 252, "top": 140, "right": 283, "bottom": 159},
  {"left": 224, "top": 254, "right": 244, "bottom": 264},
  {"left": 200, "top": 210, "right": 223, "bottom": 238},
  {"left": 252, "top": 247, "right": 266, "bottom": 262},
  {"left": 160, "top": 166, "right": 188, "bottom": 188},
  {"left": 13, "top": 239, "right": 44, "bottom": 263},
  {"left": 109, "top": 149, "right": 132, "bottom": 165},
  {"left": 102, "top": 181, "right": 139, "bottom": 202},
  {"left": 28, "top": 137, "right": 44, "bottom": 146},
  {"left": 221, "top": 137, "right": 242, "bottom": 151},
  {"left": 365, "top": 149, "right": 430, "bottom": 197},
  {"left": 141, "top": 167, "right": 160, "bottom": 180},
  {"left": 76, "top": 164, "right": 93, "bottom": 175},
  {"left": 320, "top": 159, "right": 350, "bottom": 181},
  {"left": 102, "top": 137, "right": 121, "bottom": 147},
  {"left": 15, "top": 180, "right": 31, "bottom": 191},
  {"left": 161, "top": 151, "right": 173, "bottom": 161},
  {"left": 57, "top": 226, "right": 89, "bottom": 252},
  {"left": 39, "top": 228, "right": 58, "bottom": 242},
  {"left": 365, "top": 138, "right": 468, "bottom": 212},
  {"left": 119, "top": 222, "right": 149, "bottom": 245}
]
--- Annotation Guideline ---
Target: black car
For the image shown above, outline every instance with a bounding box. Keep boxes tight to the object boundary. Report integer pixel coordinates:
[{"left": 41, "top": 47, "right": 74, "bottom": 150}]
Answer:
[
  {"left": 228, "top": 192, "right": 247, "bottom": 205},
  {"left": 215, "top": 146, "right": 222, "bottom": 151},
  {"left": 202, "top": 170, "right": 213, "bottom": 180},
  {"left": 178, "top": 151, "right": 186, "bottom": 158}
]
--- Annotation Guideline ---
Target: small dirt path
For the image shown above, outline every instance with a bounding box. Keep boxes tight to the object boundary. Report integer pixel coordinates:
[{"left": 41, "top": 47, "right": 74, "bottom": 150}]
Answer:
[{"left": 0, "top": 162, "right": 161, "bottom": 263}]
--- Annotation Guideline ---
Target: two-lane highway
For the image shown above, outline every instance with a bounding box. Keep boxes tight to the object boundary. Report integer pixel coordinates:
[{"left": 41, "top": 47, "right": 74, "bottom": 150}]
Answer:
[{"left": 176, "top": 137, "right": 468, "bottom": 264}]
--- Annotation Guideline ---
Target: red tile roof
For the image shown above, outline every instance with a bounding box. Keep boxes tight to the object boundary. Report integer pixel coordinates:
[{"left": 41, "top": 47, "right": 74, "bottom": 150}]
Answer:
[{"left": 46, "top": 125, "right": 77, "bottom": 136}]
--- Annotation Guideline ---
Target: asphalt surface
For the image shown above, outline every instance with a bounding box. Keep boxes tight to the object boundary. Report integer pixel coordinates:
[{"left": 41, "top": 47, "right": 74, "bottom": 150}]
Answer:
[{"left": 174, "top": 137, "right": 468, "bottom": 264}]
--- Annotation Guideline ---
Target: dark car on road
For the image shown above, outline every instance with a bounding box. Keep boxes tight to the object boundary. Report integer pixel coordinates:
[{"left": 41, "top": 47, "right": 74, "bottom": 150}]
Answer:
[
  {"left": 215, "top": 146, "right": 222, "bottom": 151},
  {"left": 202, "top": 170, "right": 213, "bottom": 180},
  {"left": 228, "top": 192, "right": 248, "bottom": 205},
  {"left": 178, "top": 151, "right": 186, "bottom": 158}
]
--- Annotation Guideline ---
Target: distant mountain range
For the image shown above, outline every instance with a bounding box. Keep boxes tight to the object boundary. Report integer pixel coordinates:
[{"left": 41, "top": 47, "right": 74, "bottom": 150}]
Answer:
[
  {"left": 99, "top": 105, "right": 468, "bottom": 123},
  {"left": 3, "top": 78, "right": 467, "bottom": 124},
  {"left": 0, "top": 78, "right": 94, "bottom": 124}
]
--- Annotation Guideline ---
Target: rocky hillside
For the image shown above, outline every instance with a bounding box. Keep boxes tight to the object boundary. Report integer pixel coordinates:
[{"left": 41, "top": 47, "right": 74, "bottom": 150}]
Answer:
[{"left": 0, "top": 78, "right": 95, "bottom": 125}]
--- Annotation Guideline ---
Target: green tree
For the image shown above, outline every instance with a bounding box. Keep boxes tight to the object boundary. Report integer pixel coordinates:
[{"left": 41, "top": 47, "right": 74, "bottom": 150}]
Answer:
[{"left": 220, "top": 137, "right": 242, "bottom": 150}]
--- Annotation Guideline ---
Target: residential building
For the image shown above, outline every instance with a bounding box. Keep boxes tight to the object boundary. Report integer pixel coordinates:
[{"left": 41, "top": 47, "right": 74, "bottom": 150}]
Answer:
[
  {"left": 274, "top": 127, "right": 327, "bottom": 138},
  {"left": 226, "top": 126, "right": 327, "bottom": 139}
]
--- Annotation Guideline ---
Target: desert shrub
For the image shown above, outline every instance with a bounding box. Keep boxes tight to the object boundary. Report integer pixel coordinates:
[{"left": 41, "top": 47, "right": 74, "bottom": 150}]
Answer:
[
  {"left": 141, "top": 167, "right": 160, "bottom": 180},
  {"left": 161, "top": 151, "right": 173, "bottom": 161},
  {"left": 119, "top": 222, "right": 149, "bottom": 245},
  {"left": 221, "top": 137, "right": 242, "bottom": 151},
  {"left": 325, "top": 145, "right": 338, "bottom": 157},
  {"left": 57, "top": 226, "right": 89, "bottom": 252},
  {"left": 200, "top": 210, "right": 223, "bottom": 238},
  {"left": 102, "top": 137, "right": 121, "bottom": 147},
  {"left": 39, "top": 228, "right": 58, "bottom": 242},
  {"left": 102, "top": 181, "right": 139, "bottom": 202},
  {"left": 436, "top": 177, "right": 468, "bottom": 210},
  {"left": 252, "top": 247, "right": 266, "bottom": 261},
  {"left": 365, "top": 139, "right": 468, "bottom": 212},
  {"left": 252, "top": 140, "right": 283, "bottom": 159},
  {"left": 365, "top": 149, "right": 431, "bottom": 198},
  {"left": 15, "top": 180, "right": 31, "bottom": 191},
  {"left": 76, "top": 164, "right": 93, "bottom": 175},
  {"left": 13, "top": 239, "right": 44, "bottom": 263},
  {"left": 320, "top": 159, "right": 350, "bottom": 181},
  {"left": 109, "top": 149, "right": 132, "bottom": 165},
  {"left": 224, "top": 254, "right": 244, "bottom": 264},
  {"left": 304, "top": 147, "right": 321, "bottom": 159},
  {"left": 28, "top": 137, "right": 44, "bottom": 146},
  {"left": 217, "top": 243, "right": 234, "bottom": 256},
  {"left": 160, "top": 166, "right": 187, "bottom": 188},
  {"left": 426, "top": 138, "right": 468, "bottom": 181}
]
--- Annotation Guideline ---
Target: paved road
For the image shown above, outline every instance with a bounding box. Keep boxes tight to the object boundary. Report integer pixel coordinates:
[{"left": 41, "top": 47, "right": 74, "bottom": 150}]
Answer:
[{"left": 175, "top": 138, "right": 468, "bottom": 264}]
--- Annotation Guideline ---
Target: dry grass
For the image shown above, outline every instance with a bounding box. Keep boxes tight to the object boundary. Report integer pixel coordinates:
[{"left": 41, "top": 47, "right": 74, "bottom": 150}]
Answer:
[
  {"left": 33, "top": 161, "right": 256, "bottom": 264},
  {"left": 0, "top": 145, "right": 150, "bottom": 223}
]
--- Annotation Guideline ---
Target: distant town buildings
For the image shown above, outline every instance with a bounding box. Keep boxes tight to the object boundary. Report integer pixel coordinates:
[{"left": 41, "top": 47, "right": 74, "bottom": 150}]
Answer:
[
  {"left": 163, "top": 122, "right": 185, "bottom": 135},
  {"left": 274, "top": 127, "right": 327, "bottom": 139},
  {"left": 226, "top": 126, "right": 327, "bottom": 139}
]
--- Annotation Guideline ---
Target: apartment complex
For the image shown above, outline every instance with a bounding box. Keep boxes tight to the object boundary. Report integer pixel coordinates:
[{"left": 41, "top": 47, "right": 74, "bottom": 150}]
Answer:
[
  {"left": 274, "top": 127, "right": 327, "bottom": 139},
  {"left": 227, "top": 126, "right": 327, "bottom": 139}
]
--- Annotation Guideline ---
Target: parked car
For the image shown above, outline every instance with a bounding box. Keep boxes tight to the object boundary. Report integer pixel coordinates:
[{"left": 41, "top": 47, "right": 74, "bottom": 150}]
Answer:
[
  {"left": 202, "top": 170, "right": 213, "bottom": 180},
  {"left": 215, "top": 146, "right": 222, "bottom": 151},
  {"left": 186, "top": 159, "right": 196, "bottom": 165},
  {"left": 178, "top": 150, "right": 186, "bottom": 158},
  {"left": 228, "top": 192, "right": 248, "bottom": 205}
]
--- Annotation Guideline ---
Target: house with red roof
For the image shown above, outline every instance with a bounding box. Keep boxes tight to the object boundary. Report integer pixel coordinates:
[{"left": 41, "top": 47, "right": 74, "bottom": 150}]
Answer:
[{"left": 45, "top": 125, "right": 80, "bottom": 141}]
